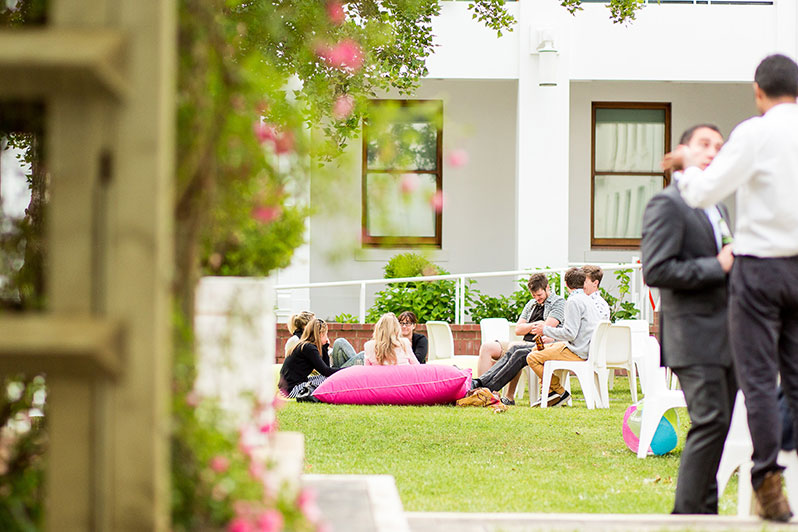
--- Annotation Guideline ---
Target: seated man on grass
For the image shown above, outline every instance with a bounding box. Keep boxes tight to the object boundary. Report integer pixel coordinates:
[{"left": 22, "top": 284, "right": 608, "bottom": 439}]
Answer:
[
  {"left": 582, "top": 265, "right": 610, "bottom": 321},
  {"left": 471, "top": 273, "right": 565, "bottom": 405},
  {"left": 527, "top": 267, "right": 601, "bottom": 407}
]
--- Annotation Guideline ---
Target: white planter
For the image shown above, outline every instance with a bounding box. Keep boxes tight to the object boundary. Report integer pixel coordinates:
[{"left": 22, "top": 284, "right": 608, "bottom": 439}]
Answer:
[{"left": 194, "top": 276, "right": 276, "bottom": 425}]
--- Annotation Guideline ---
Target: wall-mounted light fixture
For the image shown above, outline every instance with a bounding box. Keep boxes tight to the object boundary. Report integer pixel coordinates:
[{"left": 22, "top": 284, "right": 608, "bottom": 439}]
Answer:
[{"left": 530, "top": 28, "right": 558, "bottom": 87}]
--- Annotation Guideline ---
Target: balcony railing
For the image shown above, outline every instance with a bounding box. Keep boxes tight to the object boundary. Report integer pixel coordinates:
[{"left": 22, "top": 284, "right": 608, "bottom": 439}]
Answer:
[{"left": 275, "top": 262, "right": 654, "bottom": 325}]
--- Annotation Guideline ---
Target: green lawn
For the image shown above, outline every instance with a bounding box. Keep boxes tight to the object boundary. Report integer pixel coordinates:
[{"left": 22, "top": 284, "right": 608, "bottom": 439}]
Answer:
[{"left": 277, "top": 378, "right": 740, "bottom": 515}]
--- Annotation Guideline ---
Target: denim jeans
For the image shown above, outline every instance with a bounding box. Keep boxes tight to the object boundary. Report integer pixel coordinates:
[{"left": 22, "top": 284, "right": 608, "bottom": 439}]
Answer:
[{"left": 330, "top": 338, "right": 364, "bottom": 368}]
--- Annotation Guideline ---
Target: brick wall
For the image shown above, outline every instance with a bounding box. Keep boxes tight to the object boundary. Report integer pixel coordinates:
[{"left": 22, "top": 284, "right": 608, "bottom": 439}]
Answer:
[
  {"left": 275, "top": 316, "right": 660, "bottom": 363},
  {"left": 275, "top": 322, "right": 482, "bottom": 363}
]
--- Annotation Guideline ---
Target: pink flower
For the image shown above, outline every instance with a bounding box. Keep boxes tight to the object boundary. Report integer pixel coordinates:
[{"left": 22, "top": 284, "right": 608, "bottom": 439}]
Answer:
[
  {"left": 228, "top": 517, "right": 254, "bottom": 532},
  {"left": 332, "top": 94, "right": 355, "bottom": 120},
  {"left": 274, "top": 130, "right": 295, "bottom": 154},
  {"left": 209, "top": 455, "right": 230, "bottom": 474},
  {"left": 248, "top": 460, "right": 265, "bottom": 481},
  {"left": 319, "top": 39, "right": 363, "bottom": 71},
  {"left": 400, "top": 173, "right": 420, "bottom": 194},
  {"left": 238, "top": 426, "right": 256, "bottom": 458},
  {"left": 185, "top": 390, "right": 201, "bottom": 407},
  {"left": 259, "top": 420, "right": 278, "bottom": 434},
  {"left": 254, "top": 122, "right": 275, "bottom": 144},
  {"left": 256, "top": 509, "right": 284, "bottom": 532},
  {"left": 316, "top": 523, "right": 332, "bottom": 532},
  {"left": 447, "top": 148, "right": 469, "bottom": 168},
  {"left": 430, "top": 190, "right": 445, "bottom": 213},
  {"left": 297, "top": 488, "right": 321, "bottom": 523},
  {"left": 327, "top": 1, "right": 346, "bottom": 25},
  {"left": 252, "top": 205, "right": 282, "bottom": 224},
  {"left": 272, "top": 394, "right": 286, "bottom": 411}
]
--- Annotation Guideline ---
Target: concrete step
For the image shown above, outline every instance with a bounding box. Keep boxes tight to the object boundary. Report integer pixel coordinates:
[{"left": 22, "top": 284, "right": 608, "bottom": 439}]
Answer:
[
  {"left": 406, "top": 512, "right": 798, "bottom": 532},
  {"left": 303, "top": 474, "right": 410, "bottom": 532}
]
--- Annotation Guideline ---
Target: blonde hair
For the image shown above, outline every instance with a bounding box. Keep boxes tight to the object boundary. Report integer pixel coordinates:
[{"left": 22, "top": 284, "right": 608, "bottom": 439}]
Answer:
[
  {"left": 373, "top": 312, "right": 403, "bottom": 366},
  {"left": 297, "top": 318, "right": 327, "bottom": 354},
  {"left": 287, "top": 311, "right": 315, "bottom": 335}
]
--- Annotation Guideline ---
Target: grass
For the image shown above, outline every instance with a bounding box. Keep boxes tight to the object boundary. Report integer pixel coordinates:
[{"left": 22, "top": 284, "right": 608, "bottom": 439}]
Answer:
[{"left": 277, "top": 377, "right": 741, "bottom": 515}]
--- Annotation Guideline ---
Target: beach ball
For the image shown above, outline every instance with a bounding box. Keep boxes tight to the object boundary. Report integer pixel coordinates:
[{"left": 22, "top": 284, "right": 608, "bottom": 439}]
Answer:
[{"left": 622, "top": 400, "right": 678, "bottom": 456}]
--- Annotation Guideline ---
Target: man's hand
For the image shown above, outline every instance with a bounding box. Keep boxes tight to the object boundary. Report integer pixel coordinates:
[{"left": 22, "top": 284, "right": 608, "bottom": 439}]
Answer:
[
  {"left": 541, "top": 335, "right": 553, "bottom": 344},
  {"left": 530, "top": 321, "right": 544, "bottom": 335},
  {"left": 662, "top": 144, "right": 703, "bottom": 172},
  {"left": 717, "top": 244, "right": 734, "bottom": 273}
]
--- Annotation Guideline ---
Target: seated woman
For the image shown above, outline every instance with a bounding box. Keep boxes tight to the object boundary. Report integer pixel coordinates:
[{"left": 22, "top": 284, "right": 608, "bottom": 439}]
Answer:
[
  {"left": 364, "top": 313, "right": 420, "bottom": 366},
  {"left": 284, "top": 311, "right": 315, "bottom": 359},
  {"left": 279, "top": 318, "right": 340, "bottom": 398},
  {"left": 284, "top": 310, "right": 362, "bottom": 368},
  {"left": 398, "top": 311, "right": 428, "bottom": 364}
]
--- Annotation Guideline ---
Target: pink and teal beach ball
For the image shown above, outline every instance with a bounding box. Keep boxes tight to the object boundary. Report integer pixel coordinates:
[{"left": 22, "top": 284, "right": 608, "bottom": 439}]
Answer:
[{"left": 622, "top": 401, "right": 678, "bottom": 456}]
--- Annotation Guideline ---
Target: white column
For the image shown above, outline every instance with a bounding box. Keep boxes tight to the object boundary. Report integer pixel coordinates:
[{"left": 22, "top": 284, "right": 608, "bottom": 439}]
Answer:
[
  {"left": 776, "top": 0, "right": 798, "bottom": 59},
  {"left": 515, "top": 3, "right": 571, "bottom": 270}
]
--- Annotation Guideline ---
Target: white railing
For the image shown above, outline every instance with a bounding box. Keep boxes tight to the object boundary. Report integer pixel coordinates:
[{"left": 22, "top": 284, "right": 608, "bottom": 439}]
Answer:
[{"left": 275, "top": 262, "right": 654, "bottom": 325}]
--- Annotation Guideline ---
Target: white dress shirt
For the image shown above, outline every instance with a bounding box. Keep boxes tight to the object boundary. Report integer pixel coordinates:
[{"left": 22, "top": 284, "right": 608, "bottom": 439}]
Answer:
[{"left": 678, "top": 103, "right": 798, "bottom": 258}]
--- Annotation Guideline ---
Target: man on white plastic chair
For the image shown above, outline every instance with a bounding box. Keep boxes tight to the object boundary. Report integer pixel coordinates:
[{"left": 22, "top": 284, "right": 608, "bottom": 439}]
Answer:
[
  {"left": 527, "top": 268, "right": 601, "bottom": 407},
  {"left": 643, "top": 124, "right": 736, "bottom": 515},
  {"left": 471, "top": 273, "right": 564, "bottom": 405}
]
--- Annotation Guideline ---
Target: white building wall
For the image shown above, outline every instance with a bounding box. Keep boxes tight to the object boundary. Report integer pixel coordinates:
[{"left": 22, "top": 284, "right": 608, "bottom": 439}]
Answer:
[
  {"left": 568, "top": 80, "right": 756, "bottom": 263},
  {"left": 306, "top": 79, "right": 519, "bottom": 321}
]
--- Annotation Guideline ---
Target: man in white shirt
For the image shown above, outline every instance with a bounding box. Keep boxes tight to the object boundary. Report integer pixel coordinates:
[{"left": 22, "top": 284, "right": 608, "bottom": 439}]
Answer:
[
  {"left": 665, "top": 54, "right": 798, "bottom": 522},
  {"left": 582, "top": 265, "right": 610, "bottom": 321}
]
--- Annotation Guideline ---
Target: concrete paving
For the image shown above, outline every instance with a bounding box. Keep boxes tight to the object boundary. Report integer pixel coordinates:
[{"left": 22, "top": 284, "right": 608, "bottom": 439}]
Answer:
[{"left": 305, "top": 473, "right": 798, "bottom": 532}]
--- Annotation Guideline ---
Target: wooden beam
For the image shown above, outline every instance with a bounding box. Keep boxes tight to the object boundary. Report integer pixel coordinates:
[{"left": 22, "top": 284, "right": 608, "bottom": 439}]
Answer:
[
  {"left": 0, "top": 29, "right": 126, "bottom": 100},
  {"left": 0, "top": 316, "right": 124, "bottom": 378}
]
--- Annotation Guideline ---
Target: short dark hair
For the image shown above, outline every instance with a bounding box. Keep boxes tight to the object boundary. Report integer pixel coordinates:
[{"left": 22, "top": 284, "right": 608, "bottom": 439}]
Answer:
[
  {"left": 582, "top": 265, "right": 603, "bottom": 286},
  {"left": 564, "top": 267, "right": 586, "bottom": 290},
  {"left": 679, "top": 124, "right": 722, "bottom": 146},
  {"left": 755, "top": 54, "right": 798, "bottom": 98},
  {"left": 398, "top": 311, "right": 417, "bottom": 324},
  {"left": 527, "top": 273, "right": 548, "bottom": 293}
]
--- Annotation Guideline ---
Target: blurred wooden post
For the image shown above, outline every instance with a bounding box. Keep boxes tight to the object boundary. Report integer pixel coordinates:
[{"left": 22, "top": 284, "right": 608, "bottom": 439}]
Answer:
[{"left": 0, "top": 0, "right": 175, "bottom": 530}]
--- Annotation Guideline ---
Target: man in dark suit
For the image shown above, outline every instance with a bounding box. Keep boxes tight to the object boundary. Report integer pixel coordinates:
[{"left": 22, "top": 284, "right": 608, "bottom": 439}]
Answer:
[{"left": 641, "top": 124, "right": 736, "bottom": 514}]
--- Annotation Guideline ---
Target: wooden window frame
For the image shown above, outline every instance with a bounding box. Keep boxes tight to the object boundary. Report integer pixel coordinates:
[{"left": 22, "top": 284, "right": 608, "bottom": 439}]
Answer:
[
  {"left": 590, "top": 101, "right": 671, "bottom": 249},
  {"left": 361, "top": 99, "right": 443, "bottom": 248}
]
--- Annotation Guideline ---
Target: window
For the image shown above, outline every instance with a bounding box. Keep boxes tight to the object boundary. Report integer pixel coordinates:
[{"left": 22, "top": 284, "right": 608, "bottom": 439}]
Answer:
[
  {"left": 362, "top": 99, "right": 442, "bottom": 248},
  {"left": 591, "top": 102, "right": 671, "bottom": 248}
]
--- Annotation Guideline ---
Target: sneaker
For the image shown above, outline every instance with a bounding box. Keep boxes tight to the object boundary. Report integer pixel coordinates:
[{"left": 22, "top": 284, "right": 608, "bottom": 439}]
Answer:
[
  {"left": 500, "top": 396, "right": 515, "bottom": 406},
  {"left": 550, "top": 390, "right": 571, "bottom": 407},
  {"left": 531, "top": 390, "right": 560, "bottom": 408},
  {"left": 755, "top": 471, "right": 793, "bottom": 522}
]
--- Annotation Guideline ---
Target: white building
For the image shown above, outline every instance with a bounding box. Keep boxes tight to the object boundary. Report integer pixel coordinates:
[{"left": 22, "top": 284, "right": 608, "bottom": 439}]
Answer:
[{"left": 278, "top": 0, "right": 793, "bottom": 321}]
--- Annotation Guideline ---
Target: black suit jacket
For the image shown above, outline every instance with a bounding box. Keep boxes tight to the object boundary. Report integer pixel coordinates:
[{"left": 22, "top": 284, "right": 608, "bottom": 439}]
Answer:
[{"left": 641, "top": 183, "right": 731, "bottom": 368}]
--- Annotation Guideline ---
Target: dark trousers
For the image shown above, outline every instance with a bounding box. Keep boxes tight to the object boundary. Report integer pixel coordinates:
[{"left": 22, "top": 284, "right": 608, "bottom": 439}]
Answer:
[
  {"left": 476, "top": 344, "right": 533, "bottom": 392},
  {"left": 670, "top": 364, "right": 737, "bottom": 514},
  {"left": 729, "top": 255, "right": 798, "bottom": 489}
]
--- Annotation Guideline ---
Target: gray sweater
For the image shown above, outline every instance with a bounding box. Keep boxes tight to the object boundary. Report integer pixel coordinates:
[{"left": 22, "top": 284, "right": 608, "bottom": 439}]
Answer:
[{"left": 542, "top": 289, "right": 601, "bottom": 359}]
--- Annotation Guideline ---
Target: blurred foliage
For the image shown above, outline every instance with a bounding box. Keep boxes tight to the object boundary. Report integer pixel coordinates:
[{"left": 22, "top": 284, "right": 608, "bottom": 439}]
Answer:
[
  {"left": 0, "top": 375, "right": 47, "bottom": 531},
  {"left": 0, "top": 0, "right": 46, "bottom": 26},
  {"left": 559, "top": 0, "right": 645, "bottom": 24},
  {"left": 383, "top": 251, "right": 439, "bottom": 280}
]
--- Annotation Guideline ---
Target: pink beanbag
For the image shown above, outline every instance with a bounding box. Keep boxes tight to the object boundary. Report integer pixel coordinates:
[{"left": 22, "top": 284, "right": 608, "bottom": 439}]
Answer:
[{"left": 313, "top": 364, "right": 472, "bottom": 405}]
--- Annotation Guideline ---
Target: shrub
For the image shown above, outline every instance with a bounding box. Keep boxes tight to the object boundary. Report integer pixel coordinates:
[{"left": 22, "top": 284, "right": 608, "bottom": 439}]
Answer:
[
  {"left": 367, "top": 253, "right": 476, "bottom": 323},
  {"left": 599, "top": 268, "right": 641, "bottom": 322},
  {"left": 331, "top": 312, "right": 359, "bottom": 324},
  {"left": 469, "top": 280, "right": 529, "bottom": 323}
]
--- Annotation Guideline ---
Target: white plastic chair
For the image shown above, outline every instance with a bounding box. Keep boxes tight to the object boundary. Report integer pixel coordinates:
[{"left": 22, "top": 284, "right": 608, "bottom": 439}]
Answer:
[
  {"left": 635, "top": 336, "right": 687, "bottom": 458},
  {"left": 596, "top": 323, "right": 638, "bottom": 407},
  {"left": 425, "top": 321, "right": 479, "bottom": 372},
  {"left": 480, "top": 318, "right": 509, "bottom": 345},
  {"left": 540, "top": 321, "right": 612, "bottom": 409},
  {"left": 716, "top": 390, "right": 798, "bottom": 515},
  {"left": 615, "top": 319, "right": 649, "bottom": 394}
]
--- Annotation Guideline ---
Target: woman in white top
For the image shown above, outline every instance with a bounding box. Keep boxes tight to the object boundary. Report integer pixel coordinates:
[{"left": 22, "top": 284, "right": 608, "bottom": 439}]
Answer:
[{"left": 364, "top": 312, "right": 419, "bottom": 366}]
